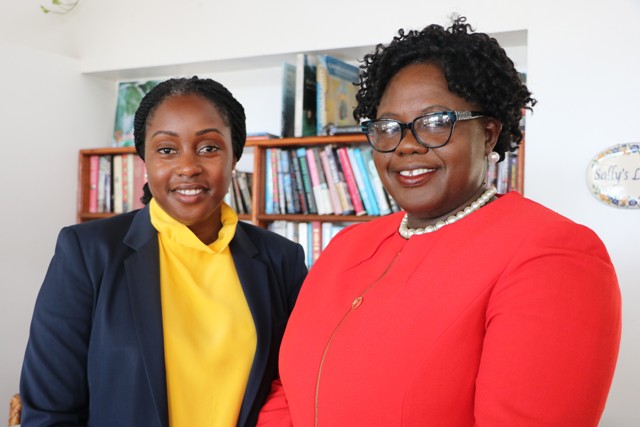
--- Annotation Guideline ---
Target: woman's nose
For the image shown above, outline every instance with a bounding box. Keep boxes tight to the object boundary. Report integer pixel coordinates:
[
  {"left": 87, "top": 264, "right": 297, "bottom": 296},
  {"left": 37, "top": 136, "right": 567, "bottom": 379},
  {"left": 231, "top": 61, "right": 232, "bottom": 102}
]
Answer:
[
  {"left": 396, "top": 128, "right": 429, "bottom": 155},
  {"left": 176, "top": 152, "right": 203, "bottom": 176}
]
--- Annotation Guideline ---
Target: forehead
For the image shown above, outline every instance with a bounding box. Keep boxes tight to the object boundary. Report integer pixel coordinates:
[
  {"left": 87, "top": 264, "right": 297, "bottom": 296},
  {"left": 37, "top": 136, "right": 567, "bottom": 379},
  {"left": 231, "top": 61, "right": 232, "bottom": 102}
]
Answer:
[{"left": 378, "top": 63, "right": 473, "bottom": 116}]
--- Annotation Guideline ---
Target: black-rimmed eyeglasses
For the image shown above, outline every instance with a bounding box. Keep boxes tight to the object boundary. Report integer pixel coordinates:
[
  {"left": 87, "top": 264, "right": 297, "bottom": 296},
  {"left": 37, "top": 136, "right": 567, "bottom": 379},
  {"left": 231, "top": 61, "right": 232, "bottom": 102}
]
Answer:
[{"left": 360, "top": 111, "right": 485, "bottom": 153}]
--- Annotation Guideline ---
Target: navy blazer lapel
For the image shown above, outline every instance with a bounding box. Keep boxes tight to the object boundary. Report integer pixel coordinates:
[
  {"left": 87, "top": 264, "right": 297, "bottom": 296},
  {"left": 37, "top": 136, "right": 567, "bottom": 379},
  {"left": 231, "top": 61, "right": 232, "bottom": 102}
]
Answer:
[
  {"left": 123, "top": 207, "right": 169, "bottom": 427},
  {"left": 231, "top": 223, "right": 273, "bottom": 427}
]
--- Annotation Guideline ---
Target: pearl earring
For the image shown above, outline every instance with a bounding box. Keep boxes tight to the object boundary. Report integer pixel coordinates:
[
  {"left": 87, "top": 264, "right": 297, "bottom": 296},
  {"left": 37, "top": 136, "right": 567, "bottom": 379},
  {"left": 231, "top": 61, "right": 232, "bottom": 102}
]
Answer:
[{"left": 488, "top": 151, "right": 500, "bottom": 164}]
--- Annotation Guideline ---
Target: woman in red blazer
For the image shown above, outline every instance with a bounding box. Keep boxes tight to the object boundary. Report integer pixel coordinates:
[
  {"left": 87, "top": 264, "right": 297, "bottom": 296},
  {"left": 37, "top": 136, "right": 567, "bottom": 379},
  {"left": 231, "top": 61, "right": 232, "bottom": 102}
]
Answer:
[
  {"left": 258, "top": 16, "right": 621, "bottom": 426},
  {"left": 21, "top": 77, "right": 307, "bottom": 426}
]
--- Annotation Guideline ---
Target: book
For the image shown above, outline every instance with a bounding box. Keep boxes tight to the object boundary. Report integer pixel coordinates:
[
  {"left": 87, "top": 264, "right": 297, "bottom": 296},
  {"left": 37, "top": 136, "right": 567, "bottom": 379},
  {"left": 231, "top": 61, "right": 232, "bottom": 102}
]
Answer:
[
  {"left": 316, "top": 54, "right": 360, "bottom": 135},
  {"left": 123, "top": 154, "right": 135, "bottom": 212},
  {"left": 269, "top": 147, "right": 281, "bottom": 214},
  {"left": 296, "top": 148, "right": 318, "bottom": 215},
  {"left": 237, "top": 171, "right": 253, "bottom": 214},
  {"left": 310, "top": 221, "right": 323, "bottom": 265},
  {"left": 264, "top": 148, "right": 274, "bottom": 214},
  {"left": 275, "top": 148, "right": 287, "bottom": 214},
  {"left": 322, "top": 145, "right": 355, "bottom": 215},
  {"left": 113, "top": 80, "right": 160, "bottom": 147},
  {"left": 335, "top": 146, "right": 366, "bottom": 216},
  {"left": 88, "top": 155, "right": 100, "bottom": 213},
  {"left": 348, "top": 147, "right": 379, "bottom": 215},
  {"left": 281, "top": 63, "right": 297, "bottom": 138},
  {"left": 97, "top": 155, "right": 112, "bottom": 213},
  {"left": 307, "top": 147, "right": 332, "bottom": 214},
  {"left": 297, "top": 222, "right": 310, "bottom": 267},
  {"left": 279, "top": 149, "right": 296, "bottom": 214},
  {"left": 232, "top": 171, "right": 246, "bottom": 213},
  {"left": 289, "top": 149, "right": 308, "bottom": 214},
  {"left": 294, "top": 54, "right": 318, "bottom": 137},
  {"left": 361, "top": 147, "right": 392, "bottom": 216},
  {"left": 132, "top": 155, "right": 146, "bottom": 210},
  {"left": 319, "top": 148, "right": 343, "bottom": 215}
]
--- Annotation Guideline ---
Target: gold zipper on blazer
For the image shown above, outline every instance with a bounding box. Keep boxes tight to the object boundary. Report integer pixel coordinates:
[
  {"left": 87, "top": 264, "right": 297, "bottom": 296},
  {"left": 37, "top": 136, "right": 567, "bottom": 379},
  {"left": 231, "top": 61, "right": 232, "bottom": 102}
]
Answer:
[{"left": 314, "top": 252, "right": 400, "bottom": 427}]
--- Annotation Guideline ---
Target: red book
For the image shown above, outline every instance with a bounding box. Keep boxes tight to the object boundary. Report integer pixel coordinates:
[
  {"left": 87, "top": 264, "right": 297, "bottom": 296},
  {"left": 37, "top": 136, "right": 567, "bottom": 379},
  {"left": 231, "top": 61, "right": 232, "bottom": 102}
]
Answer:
[
  {"left": 132, "top": 156, "right": 146, "bottom": 210},
  {"left": 336, "top": 146, "right": 366, "bottom": 216},
  {"left": 88, "top": 155, "right": 100, "bottom": 213}
]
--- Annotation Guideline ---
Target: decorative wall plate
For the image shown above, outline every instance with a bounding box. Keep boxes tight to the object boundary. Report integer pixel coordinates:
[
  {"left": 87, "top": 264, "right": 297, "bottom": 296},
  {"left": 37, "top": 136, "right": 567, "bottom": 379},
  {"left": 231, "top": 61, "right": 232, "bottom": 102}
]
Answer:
[{"left": 586, "top": 143, "right": 640, "bottom": 208}]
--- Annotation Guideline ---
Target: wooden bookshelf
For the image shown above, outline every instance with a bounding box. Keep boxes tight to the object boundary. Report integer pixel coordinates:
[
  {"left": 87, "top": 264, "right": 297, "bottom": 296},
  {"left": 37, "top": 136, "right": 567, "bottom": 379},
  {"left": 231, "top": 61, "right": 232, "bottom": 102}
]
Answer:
[{"left": 77, "top": 134, "right": 524, "bottom": 226}]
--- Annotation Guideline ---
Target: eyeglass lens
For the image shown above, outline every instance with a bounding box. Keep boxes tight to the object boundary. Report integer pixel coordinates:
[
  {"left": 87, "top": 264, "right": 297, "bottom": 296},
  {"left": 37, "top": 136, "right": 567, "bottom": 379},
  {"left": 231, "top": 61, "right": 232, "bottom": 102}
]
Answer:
[{"left": 366, "top": 112, "right": 454, "bottom": 152}]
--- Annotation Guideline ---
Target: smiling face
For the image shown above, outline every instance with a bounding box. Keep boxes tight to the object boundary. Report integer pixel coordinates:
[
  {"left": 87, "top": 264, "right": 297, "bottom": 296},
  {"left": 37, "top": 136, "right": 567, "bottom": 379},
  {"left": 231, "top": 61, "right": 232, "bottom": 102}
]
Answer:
[
  {"left": 144, "top": 93, "right": 236, "bottom": 244},
  {"left": 373, "top": 62, "right": 501, "bottom": 229}
]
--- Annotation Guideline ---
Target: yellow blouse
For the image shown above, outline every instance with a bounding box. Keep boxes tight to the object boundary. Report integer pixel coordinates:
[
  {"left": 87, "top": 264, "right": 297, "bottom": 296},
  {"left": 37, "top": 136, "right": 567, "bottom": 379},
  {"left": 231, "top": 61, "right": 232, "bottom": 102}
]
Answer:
[{"left": 149, "top": 199, "right": 257, "bottom": 427}]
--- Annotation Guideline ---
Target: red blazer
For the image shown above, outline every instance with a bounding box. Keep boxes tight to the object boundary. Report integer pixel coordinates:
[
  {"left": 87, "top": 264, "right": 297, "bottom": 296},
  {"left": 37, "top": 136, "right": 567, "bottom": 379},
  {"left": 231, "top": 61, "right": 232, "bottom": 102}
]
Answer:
[{"left": 259, "top": 192, "right": 621, "bottom": 426}]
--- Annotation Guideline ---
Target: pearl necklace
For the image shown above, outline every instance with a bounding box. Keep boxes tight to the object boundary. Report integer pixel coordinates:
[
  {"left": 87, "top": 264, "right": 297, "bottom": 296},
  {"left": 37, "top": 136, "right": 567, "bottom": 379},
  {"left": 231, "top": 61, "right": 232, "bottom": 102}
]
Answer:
[{"left": 398, "top": 186, "right": 497, "bottom": 239}]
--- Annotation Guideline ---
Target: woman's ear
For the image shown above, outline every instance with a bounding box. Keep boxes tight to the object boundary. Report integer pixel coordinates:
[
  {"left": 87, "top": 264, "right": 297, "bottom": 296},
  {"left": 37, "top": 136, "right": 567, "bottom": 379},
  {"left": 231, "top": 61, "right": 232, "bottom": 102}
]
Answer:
[{"left": 483, "top": 118, "right": 502, "bottom": 155}]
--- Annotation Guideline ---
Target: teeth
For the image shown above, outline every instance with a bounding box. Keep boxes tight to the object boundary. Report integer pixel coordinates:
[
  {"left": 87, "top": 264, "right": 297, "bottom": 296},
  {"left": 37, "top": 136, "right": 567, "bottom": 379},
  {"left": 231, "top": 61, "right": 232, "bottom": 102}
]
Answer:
[
  {"left": 176, "top": 188, "right": 203, "bottom": 196},
  {"left": 399, "top": 168, "right": 433, "bottom": 177}
]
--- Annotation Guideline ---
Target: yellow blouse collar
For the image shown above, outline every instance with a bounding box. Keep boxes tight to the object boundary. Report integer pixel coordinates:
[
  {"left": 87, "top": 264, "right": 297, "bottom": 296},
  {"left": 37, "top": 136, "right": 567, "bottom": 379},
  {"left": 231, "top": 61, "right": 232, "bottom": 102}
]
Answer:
[{"left": 149, "top": 199, "right": 238, "bottom": 253}]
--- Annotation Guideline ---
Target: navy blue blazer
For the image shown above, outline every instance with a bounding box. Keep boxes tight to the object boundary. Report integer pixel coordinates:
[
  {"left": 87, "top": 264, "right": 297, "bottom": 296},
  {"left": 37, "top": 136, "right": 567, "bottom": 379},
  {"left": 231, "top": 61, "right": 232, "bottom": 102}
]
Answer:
[{"left": 20, "top": 206, "right": 307, "bottom": 427}]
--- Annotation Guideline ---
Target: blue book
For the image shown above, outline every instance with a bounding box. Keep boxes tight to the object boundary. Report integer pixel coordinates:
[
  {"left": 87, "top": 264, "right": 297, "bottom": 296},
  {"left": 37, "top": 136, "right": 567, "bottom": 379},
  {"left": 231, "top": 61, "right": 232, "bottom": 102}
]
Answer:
[
  {"left": 360, "top": 147, "right": 392, "bottom": 216},
  {"left": 349, "top": 147, "right": 379, "bottom": 216},
  {"left": 279, "top": 149, "right": 296, "bottom": 214},
  {"left": 296, "top": 148, "right": 319, "bottom": 214}
]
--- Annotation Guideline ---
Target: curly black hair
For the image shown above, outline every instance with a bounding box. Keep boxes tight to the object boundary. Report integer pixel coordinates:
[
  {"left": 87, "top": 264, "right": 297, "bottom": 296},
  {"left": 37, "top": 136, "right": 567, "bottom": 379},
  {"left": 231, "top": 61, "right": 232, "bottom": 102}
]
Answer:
[
  {"left": 133, "top": 76, "right": 247, "bottom": 205},
  {"left": 354, "top": 15, "right": 536, "bottom": 161}
]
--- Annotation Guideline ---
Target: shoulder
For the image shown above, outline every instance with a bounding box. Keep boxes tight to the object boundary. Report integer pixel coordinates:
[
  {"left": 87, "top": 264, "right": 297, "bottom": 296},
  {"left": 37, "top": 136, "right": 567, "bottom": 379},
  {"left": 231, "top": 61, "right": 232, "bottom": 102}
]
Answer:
[
  {"left": 495, "top": 192, "right": 611, "bottom": 260},
  {"left": 56, "top": 210, "right": 139, "bottom": 252}
]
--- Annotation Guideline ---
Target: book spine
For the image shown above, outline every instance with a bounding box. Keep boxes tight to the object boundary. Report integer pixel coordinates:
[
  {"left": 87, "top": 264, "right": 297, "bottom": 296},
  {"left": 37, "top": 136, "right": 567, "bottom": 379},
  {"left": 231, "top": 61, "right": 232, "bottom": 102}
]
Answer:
[
  {"left": 238, "top": 171, "right": 253, "bottom": 214},
  {"left": 232, "top": 171, "right": 245, "bottom": 213},
  {"left": 88, "top": 155, "right": 100, "bottom": 213},
  {"left": 316, "top": 55, "right": 328, "bottom": 135},
  {"left": 319, "top": 149, "right": 343, "bottom": 215},
  {"left": 350, "top": 147, "right": 379, "bottom": 215},
  {"left": 306, "top": 148, "right": 330, "bottom": 215},
  {"left": 264, "top": 149, "right": 274, "bottom": 214},
  {"left": 279, "top": 149, "right": 296, "bottom": 214},
  {"left": 270, "top": 148, "right": 281, "bottom": 214},
  {"left": 325, "top": 145, "right": 355, "bottom": 215},
  {"left": 281, "top": 63, "right": 297, "bottom": 138},
  {"left": 132, "top": 156, "right": 146, "bottom": 210},
  {"left": 296, "top": 148, "right": 318, "bottom": 214},
  {"left": 312, "top": 147, "right": 334, "bottom": 215},
  {"left": 289, "top": 149, "right": 307, "bottom": 214},
  {"left": 297, "top": 222, "right": 310, "bottom": 267},
  {"left": 361, "top": 147, "right": 391, "bottom": 215},
  {"left": 310, "top": 221, "right": 322, "bottom": 265},
  {"left": 124, "top": 154, "right": 135, "bottom": 212},
  {"left": 336, "top": 147, "right": 366, "bottom": 216}
]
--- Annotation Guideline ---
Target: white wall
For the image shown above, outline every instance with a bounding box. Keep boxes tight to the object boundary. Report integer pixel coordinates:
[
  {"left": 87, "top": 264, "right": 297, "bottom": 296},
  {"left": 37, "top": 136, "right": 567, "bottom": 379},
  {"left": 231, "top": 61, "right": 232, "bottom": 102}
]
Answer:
[
  {"left": 0, "top": 41, "right": 113, "bottom": 422},
  {"left": 1, "top": 0, "right": 638, "bottom": 424}
]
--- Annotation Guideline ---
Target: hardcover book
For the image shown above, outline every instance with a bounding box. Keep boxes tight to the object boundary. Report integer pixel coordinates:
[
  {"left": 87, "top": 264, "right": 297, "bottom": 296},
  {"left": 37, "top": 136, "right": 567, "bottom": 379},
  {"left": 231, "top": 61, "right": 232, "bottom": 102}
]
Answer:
[
  {"left": 316, "top": 55, "right": 360, "bottom": 135},
  {"left": 88, "top": 155, "right": 100, "bottom": 213},
  {"left": 296, "top": 148, "right": 319, "bottom": 214},
  {"left": 294, "top": 54, "right": 318, "bottom": 137},
  {"left": 281, "top": 63, "right": 297, "bottom": 138}
]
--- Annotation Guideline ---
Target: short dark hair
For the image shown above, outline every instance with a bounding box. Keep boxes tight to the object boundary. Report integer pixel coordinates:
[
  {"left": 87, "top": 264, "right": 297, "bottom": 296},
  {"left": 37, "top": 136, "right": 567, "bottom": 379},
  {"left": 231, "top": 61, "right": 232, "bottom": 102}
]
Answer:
[
  {"left": 354, "top": 15, "right": 536, "bottom": 161},
  {"left": 133, "top": 76, "right": 247, "bottom": 205}
]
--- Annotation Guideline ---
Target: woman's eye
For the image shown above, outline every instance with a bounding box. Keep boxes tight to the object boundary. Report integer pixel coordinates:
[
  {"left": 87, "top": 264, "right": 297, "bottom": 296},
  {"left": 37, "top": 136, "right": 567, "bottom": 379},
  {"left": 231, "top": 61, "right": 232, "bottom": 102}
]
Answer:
[
  {"left": 199, "top": 144, "right": 220, "bottom": 154},
  {"left": 157, "top": 147, "right": 175, "bottom": 155}
]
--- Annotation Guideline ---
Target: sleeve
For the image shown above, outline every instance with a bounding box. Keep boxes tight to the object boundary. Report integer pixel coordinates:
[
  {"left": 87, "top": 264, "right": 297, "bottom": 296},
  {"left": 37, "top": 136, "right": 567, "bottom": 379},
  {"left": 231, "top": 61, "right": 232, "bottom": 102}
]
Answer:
[
  {"left": 474, "top": 221, "right": 621, "bottom": 426},
  {"left": 20, "top": 227, "right": 94, "bottom": 426}
]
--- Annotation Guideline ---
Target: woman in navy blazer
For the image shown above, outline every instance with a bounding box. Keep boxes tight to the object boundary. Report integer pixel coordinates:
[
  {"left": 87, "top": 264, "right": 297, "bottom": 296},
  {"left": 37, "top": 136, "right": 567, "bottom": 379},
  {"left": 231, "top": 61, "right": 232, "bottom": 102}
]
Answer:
[{"left": 20, "top": 77, "right": 307, "bottom": 426}]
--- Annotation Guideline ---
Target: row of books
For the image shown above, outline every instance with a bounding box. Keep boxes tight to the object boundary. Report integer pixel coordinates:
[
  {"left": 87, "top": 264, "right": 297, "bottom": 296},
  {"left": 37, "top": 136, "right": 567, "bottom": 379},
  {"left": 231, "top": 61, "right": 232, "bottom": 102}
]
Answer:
[
  {"left": 265, "top": 144, "right": 400, "bottom": 217},
  {"left": 282, "top": 53, "right": 360, "bottom": 138},
  {"left": 268, "top": 220, "right": 350, "bottom": 267},
  {"left": 487, "top": 151, "right": 521, "bottom": 194},
  {"left": 225, "top": 171, "right": 253, "bottom": 215},
  {"left": 88, "top": 154, "right": 146, "bottom": 214}
]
